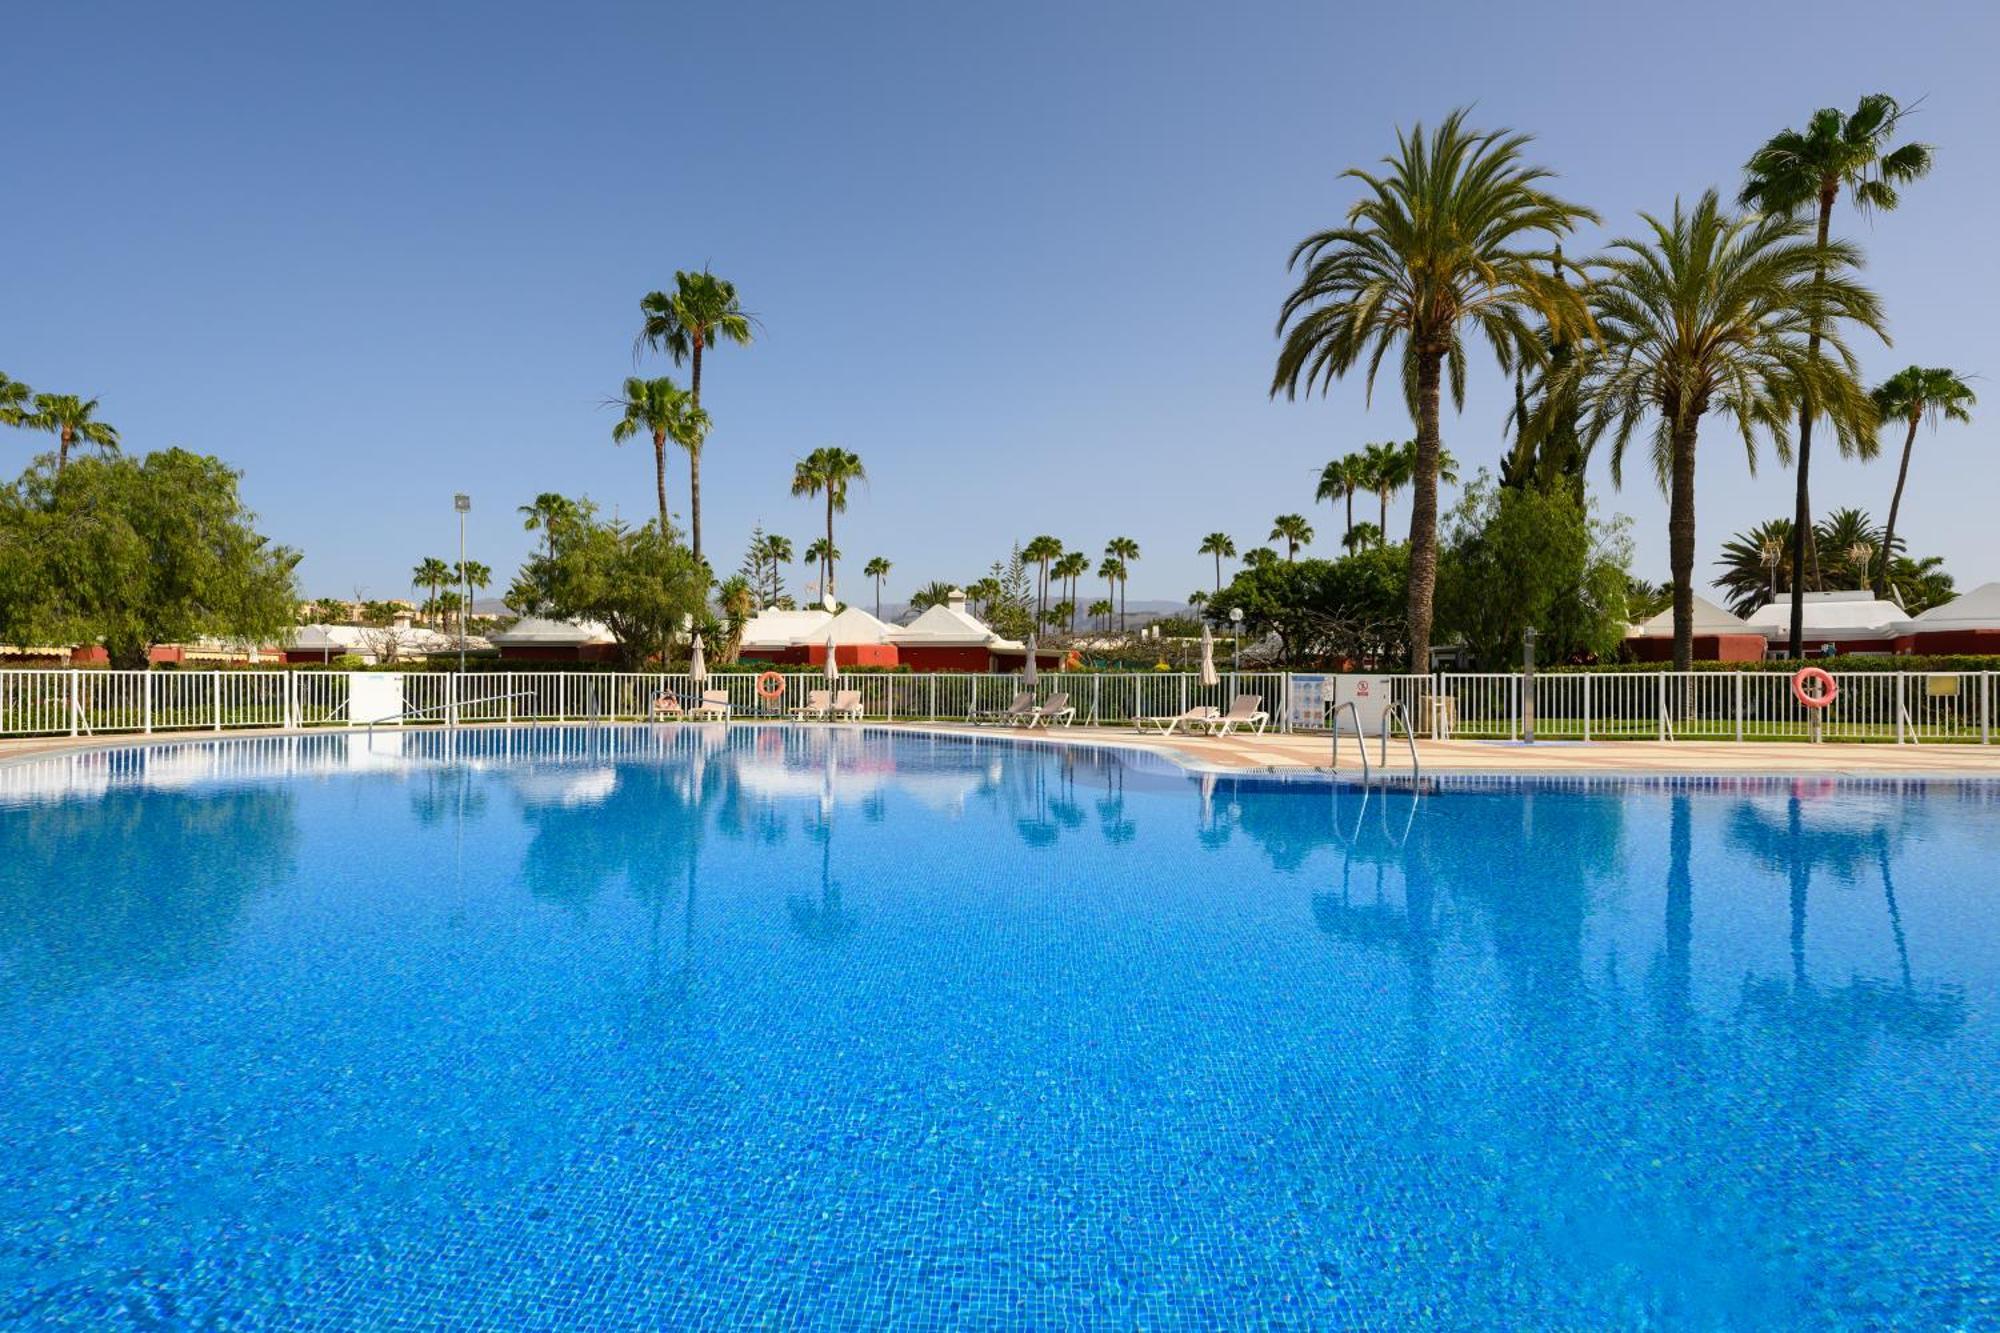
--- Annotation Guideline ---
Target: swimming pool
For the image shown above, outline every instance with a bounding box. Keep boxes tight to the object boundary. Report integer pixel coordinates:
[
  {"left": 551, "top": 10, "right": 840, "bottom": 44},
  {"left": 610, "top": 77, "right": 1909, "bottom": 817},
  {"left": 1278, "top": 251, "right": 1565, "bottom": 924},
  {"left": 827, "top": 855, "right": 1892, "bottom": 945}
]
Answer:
[{"left": 3, "top": 726, "right": 1995, "bottom": 1327}]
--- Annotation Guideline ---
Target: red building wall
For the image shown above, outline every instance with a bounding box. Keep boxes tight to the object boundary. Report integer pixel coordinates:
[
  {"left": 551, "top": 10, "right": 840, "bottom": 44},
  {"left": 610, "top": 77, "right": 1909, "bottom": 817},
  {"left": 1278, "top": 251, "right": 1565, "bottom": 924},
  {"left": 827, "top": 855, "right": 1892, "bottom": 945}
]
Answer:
[{"left": 1627, "top": 633, "right": 1768, "bottom": 663}]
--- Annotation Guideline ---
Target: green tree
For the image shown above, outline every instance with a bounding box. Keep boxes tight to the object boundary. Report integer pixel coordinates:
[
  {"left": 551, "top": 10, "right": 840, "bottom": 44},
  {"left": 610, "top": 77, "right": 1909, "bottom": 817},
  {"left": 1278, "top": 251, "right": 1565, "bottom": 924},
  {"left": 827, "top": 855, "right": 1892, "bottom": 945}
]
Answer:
[
  {"left": 1741, "top": 92, "right": 1932, "bottom": 655},
  {"left": 1814, "top": 506, "right": 1894, "bottom": 591},
  {"left": 757, "top": 532, "right": 793, "bottom": 607},
  {"left": 1342, "top": 521, "right": 1384, "bottom": 552},
  {"left": 803, "top": 538, "right": 842, "bottom": 597},
  {"left": 1241, "top": 545, "right": 1279, "bottom": 570},
  {"left": 527, "top": 512, "right": 708, "bottom": 669},
  {"left": 863, "top": 555, "right": 892, "bottom": 618},
  {"left": 0, "top": 373, "right": 29, "bottom": 426},
  {"left": 609, "top": 376, "right": 707, "bottom": 537},
  {"left": 455, "top": 559, "right": 492, "bottom": 635},
  {"left": 1052, "top": 551, "right": 1090, "bottom": 631},
  {"left": 1104, "top": 537, "right": 1139, "bottom": 629},
  {"left": 1087, "top": 598, "right": 1114, "bottom": 631},
  {"left": 518, "top": 492, "right": 579, "bottom": 562},
  {"left": 1198, "top": 532, "right": 1236, "bottom": 591},
  {"left": 1022, "top": 534, "right": 1064, "bottom": 626},
  {"left": 1713, "top": 518, "right": 1800, "bottom": 615},
  {"left": 1094, "top": 557, "right": 1122, "bottom": 631},
  {"left": 412, "top": 557, "right": 452, "bottom": 624},
  {"left": 790, "top": 447, "right": 865, "bottom": 604},
  {"left": 908, "top": 580, "right": 957, "bottom": 613},
  {"left": 1882, "top": 554, "right": 1954, "bottom": 615},
  {"left": 1315, "top": 454, "right": 1366, "bottom": 544},
  {"left": 0, "top": 450, "right": 298, "bottom": 667},
  {"left": 20, "top": 393, "right": 120, "bottom": 475},
  {"left": 1435, "top": 472, "right": 1632, "bottom": 666},
  {"left": 1205, "top": 548, "right": 1410, "bottom": 666},
  {"left": 715, "top": 573, "right": 758, "bottom": 663},
  {"left": 637, "top": 269, "right": 753, "bottom": 564},
  {"left": 1869, "top": 366, "right": 1975, "bottom": 598},
  {"left": 1273, "top": 109, "right": 1595, "bottom": 669},
  {"left": 1574, "top": 191, "right": 1882, "bottom": 669},
  {"left": 1269, "top": 514, "right": 1314, "bottom": 561}
]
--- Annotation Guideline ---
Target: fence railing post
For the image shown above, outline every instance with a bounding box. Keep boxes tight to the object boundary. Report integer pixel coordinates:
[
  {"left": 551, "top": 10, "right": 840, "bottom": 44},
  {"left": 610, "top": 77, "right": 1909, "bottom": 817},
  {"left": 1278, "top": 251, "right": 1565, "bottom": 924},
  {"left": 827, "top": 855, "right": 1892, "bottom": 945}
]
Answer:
[
  {"left": 1582, "top": 673, "right": 1592, "bottom": 743},
  {"left": 1985, "top": 672, "right": 1993, "bottom": 746},
  {"left": 144, "top": 670, "right": 154, "bottom": 735},
  {"left": 213, "top": 672, "right": 223, "bottom": 732},
  {"left": 1656, "top": 674, "right": 1667, "bottom": 742},
  {"left": 1733, "top": 672, "right": 1744, "bottom": 744},
  {"left": 284, "top": 670, "right": 298, "bottom": 730},
  {"left": 1895, "top": 672, "right": 1907, "bottom": 745},
  {"left": 68, "top": 670, "right": 79, "bottom": 737}
]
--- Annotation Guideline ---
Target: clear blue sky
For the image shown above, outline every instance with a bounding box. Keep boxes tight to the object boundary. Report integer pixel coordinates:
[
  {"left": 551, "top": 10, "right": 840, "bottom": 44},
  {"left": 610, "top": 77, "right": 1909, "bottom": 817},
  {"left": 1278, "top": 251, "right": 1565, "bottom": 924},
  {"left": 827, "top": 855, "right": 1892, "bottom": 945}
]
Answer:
[{"left": 6, "top": 1, "right": 1995, "bottom": 606}]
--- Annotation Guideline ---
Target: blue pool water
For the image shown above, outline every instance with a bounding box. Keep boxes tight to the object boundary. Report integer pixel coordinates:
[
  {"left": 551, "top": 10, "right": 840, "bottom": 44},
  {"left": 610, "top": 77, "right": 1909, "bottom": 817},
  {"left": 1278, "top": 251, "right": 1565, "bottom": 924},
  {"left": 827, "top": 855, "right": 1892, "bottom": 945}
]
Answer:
[{"left": 2, "top": 726, "right": 1997, "bottom": 1328}]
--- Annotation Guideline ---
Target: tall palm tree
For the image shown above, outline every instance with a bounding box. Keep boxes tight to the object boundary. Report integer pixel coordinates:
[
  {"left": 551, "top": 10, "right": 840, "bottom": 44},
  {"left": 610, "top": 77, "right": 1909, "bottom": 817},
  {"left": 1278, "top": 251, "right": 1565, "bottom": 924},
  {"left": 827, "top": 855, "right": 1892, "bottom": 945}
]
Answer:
[
  {"left": 863, "top": 556, "right": 892, "bottom": 618},
  {"left": 1088, "top": 598, "right": 1114, "bottom": 632},
  {"left": 790, "top": 447, "right": 866, "bottom": 604},
  {"left": 1052, "top": 551, "right": 1090, "bottom": 632},
  {"left": 518, "top": 493, "right": 578, "bottom": 562},
  {"left": 908, "top": 581, "right": 957, "bottom": 613},
  {"left": 1868, "top": 366, "right": 1975, "bottom": 598},
  {"left": 1360, "top": 441, "right": 1408, "bottom": 533},
  {"left": 1314, "top": 454, "right": 1366, "bottom": 543},
  {"left": 758, "top": 533, "right": 794, "bottom": 606},
  {"left": 1269, "top": 514, "right": 1314, "bottom": 561},
  {"left": 1741, "top": 93, "right": 1932, "bottom": 655},
  {"left": 1814, "top": 507, "right": 1896, "bottom": 591},
  {"left": 609, "top": 376, "right": 707, "bottom": 534},
  {"left": 1273, "top": 110, "right": 1595, "bottom": 669},
  {"left": 21, "top": 393, "right": 120, "bottom": 475},
  {"left": 0, "top": 373, "right": 29, "bottom": 426},
  {"left": 1574, "top": 191, "right": 1882, "bottom": 670},
  {"left": 1104, "top": 537, "right": 1139, "bottom": 630},
  {"left": 1198, "top": 532, "right": 1236, "bottom": 591},
  {"left": 1342, "top": 522, "right": 1383, "bottom": 552},
  {"left": 1022, "top": 535, "right": 1064, "bottom": 626},
  {"left": 412, "top": 557, "right": 453, "bottom": 626},
  {"left": 454, "top": 560, "right": 492, "bottom": 636},
  {"left": 1096, "top": 558, "right": 1124, "bottom": 632},
  {"left": 804, "top": 538, "right": 841, "bottom": 594},
  {"left": 637, "top": 269, "right": 754, "bottom": 564}
]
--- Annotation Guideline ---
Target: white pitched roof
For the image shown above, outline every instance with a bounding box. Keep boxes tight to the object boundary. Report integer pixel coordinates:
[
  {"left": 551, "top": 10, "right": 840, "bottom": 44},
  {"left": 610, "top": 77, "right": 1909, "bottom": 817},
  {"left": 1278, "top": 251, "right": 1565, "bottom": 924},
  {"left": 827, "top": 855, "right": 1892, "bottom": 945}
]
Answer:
[
  {"left": 1906, "top": 581, "right": 2000, "bottom": 630},
  {"left": 489, "top": 616, "right": 616, "bottom": 646},
  {"left": 1742, "top": 590, "right": 1904, "bottom": 638},
  {"left": 1628, "top": 594, "right": 1750, "bottom": 638},
  {"left": 822, "top": 606, "right": 897, "bottom": 645},
  {"left": 737, "top": 608, "right": 834, "bottom": 649},
  {"left": 888, "top": 602, "right": 1024, "bottom": 651}
]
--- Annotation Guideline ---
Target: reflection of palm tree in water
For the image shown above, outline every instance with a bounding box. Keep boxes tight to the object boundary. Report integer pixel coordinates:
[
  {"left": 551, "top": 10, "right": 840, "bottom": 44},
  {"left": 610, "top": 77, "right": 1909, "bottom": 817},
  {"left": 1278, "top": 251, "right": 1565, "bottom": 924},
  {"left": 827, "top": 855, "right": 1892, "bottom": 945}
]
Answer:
[{"left": 787, "top": 811, "right": 853, "bottom": 942}]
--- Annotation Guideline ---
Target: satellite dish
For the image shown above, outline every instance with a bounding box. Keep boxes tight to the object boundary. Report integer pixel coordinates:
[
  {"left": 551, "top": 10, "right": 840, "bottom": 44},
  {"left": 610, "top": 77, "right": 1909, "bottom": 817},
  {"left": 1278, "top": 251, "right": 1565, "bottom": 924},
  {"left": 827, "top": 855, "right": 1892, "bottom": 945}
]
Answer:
[{"left": 823, "top": 592, "right": 838, "bottom": 612}]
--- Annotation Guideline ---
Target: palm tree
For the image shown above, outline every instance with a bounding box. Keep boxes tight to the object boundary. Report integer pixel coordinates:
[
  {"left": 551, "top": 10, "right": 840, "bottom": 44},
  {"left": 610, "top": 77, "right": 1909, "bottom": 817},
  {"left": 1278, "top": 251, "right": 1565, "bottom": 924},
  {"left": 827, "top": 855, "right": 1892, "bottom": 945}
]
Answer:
[
  {"left": 1360, "top": 441, "right": 1409, "bottom": 533},
  {"left": 1741, "top": 93, "right": 1932, "bottom": 655},
  {"left": 716, "top": 574, "right": 758, "bottom": 662},
  {"left": 908, "top": 581, "right": 957, "bottom": 613},
  {"left": 1052, "top": 551, "right": 1090, "bottom": 632},
  {"left": 637, "top": 269, "right": 753, "bottom": 563},
  {"left": 1096, "top": 558, "right": 1124, "bottom": 632},
  {"left": 412, "top": 557, "right": 452, "bottom": 625},
  {"left": 1269, "top": 514, "right": 1314, "bottom": 561},
  {"left": 1574, "top": 191, "right": 1882, "bottom": 670},
  {"left": 1814, "top": 507, "right": 1896, "bottom": 590},
  {"left": 1022, "top": 535, "right": 1064, "bottom": 626},
  {"left": 758, "top": 533, "right": 794, "bottom": 606},
  {"left": 1273, "top": 109, "right": 1595, "bottom": 669},
  {"left": 790, "top": 447, "right": 866, "bottom": 604},
  {"left": 452, "top": 560, "right": 492, "bottom": 637},
  {"left": 863, "top": 556, "right": 893, "bottom": 618},
  {"left": 609, "top": 376, "right": 706, "bottom": 534},
  {"left": 518, "top": 493, "right": 578, "bottom": 562},
  {"left": 1241, "top": 546, "right": 1279, "bottom": 570},
  {"left": 1714, "top": 518, "right": 1801, "bottom": 615},
  {"left": 1315, "top": 454, "right": 1366, "bottom": 544},
  {"left": 21, "top": 393, "right": 120, "bottom": 475},
  {"left": 1088, "top": 598, "right": 1114, "bottom": 632},
  {"left": 1104, "top": 537, "right": 1139, "bottom": 630},
  {"left": 0, "top": 373, "right": 29, "bottom": 426},
  {"left": 804, "top": 538, "right": 842, "bottom": 594},
  {"left": 1198, "top": 532, "right": 1236, "bottom": 591},
  {"left": 1869, "top": 366, "right": 1975, "bottom": 598},
  {"left": 1342, "top": 522, "right": 1383, "bottom": 552}
]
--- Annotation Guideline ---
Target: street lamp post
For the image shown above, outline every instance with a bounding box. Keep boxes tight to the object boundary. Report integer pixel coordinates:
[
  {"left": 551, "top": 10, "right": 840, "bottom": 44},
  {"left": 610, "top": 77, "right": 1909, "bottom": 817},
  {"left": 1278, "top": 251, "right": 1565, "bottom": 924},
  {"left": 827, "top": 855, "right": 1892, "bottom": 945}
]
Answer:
[
  {"left": 1228, "top": 607, "right": 1244, "bottom": 672},
  {"left": 454, "top": 494, "right": 471, "bottom": 672}
]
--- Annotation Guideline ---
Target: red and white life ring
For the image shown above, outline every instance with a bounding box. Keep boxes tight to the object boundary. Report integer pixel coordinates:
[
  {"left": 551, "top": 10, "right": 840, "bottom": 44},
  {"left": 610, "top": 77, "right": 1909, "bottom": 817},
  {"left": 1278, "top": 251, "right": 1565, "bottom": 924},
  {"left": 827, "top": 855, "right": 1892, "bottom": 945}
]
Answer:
[
  {"left": 1790, "top": 666, "right": 1840, "bottom": 710},
  {"left": 754, "top": 671, "right": 786, "bottom": 701}
]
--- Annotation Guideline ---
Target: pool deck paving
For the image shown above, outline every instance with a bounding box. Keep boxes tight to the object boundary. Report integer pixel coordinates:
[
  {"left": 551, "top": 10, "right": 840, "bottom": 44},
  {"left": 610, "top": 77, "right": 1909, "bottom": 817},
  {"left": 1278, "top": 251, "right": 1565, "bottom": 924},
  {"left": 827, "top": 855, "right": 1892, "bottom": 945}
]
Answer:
[{"left": 6, "top": 720, "right": 2000, "bottom": 779}]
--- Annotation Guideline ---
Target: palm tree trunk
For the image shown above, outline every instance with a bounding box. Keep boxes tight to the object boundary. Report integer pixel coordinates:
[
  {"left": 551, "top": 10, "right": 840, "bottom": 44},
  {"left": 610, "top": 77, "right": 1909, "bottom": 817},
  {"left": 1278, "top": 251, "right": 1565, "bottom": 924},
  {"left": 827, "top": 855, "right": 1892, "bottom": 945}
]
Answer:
[
  {"left": 653, "top": 430, "right": 669, "bottom": 533},
  {"left": 1876, "top": 411, "right": 1920, "bottom": 599},
  {"left": 58, "top": 426, "right": 73, "bottom": 474},
  {"left": 1213, "top": 553, "right": 1222, "bottom": 592},
  {"left": 1668, "top": 420, "right": 1699, "bottom": 673},
  {"left": 1345, "top": 490, "right": 1354, "bottom": 543},
  {"left": 1379, "top": 488, "right": 1388, "bottom": 533},
  {"left": 1405, "top": 352, "right": 1445, "bottom": 670},
  {"left": 689, "top": 340, "right": 704, "bottom": 564},
  {"left": 824, "top": 497, "right": 836, "bottom": 603},
  {"left": 1786, "top": 192, "right": 1835, "bottom": 658}
]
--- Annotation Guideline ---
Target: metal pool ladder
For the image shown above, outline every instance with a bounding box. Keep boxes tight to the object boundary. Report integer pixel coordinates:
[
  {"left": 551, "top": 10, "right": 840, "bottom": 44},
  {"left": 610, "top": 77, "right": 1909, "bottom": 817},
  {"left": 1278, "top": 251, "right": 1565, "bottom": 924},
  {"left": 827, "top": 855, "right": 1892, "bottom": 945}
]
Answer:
[
  {"left": 1380, "top": 701, "right": 1421, "bottom": 779},
  {"left": 1328, "top": 700, "right": 1370, "bottom": 781}
]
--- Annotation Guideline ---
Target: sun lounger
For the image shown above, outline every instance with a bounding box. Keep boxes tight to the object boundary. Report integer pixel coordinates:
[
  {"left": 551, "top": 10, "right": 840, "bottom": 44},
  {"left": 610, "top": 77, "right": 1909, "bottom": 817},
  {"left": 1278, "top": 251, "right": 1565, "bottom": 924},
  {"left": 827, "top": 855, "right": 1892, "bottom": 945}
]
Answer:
[
  {"left": 830, "top": 689, "right": 863, "bottom": 721},
  {"left": 1022, "top": 691, "right": 1074, "bottom": 728},
  {"left": 973, "top": 691, "right": 1035, "bottom": 725},
  {"left": 689, "top": 689, "right": 732, "bottom": 721},
  {"left": 1187, "top": 694, "right": 1268, "bottom": 736},
  {"left": 790, "top": 689, "right": 831, "bottom": 721},
  {"left": 651, "top": 693, "right": 685, "bottom": 721},
  {"left": 1133, "top": 705, "right": 1219, "bottom": 736}
]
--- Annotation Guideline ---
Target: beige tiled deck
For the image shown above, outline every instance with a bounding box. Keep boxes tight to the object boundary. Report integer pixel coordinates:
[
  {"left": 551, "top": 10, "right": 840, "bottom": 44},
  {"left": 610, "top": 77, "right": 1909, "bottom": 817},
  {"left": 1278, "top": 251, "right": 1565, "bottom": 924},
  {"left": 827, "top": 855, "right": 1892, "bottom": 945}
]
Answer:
[{"left": 5, "top": 721, "right": 2000, "bottom": 778}]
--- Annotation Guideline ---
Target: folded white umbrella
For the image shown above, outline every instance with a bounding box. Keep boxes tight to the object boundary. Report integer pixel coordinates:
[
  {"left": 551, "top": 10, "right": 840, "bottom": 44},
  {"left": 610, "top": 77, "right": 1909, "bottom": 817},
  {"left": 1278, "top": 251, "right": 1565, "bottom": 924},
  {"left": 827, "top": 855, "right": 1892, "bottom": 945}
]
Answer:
[
  {"left": 1023, "top": 634, "right": 1039, "bottom": 688},
  {"left": 688, "top": 632, "right": 707, "bottom": 684},
  {"left": 1199, "top": 623, "right": 1219, "bottom": 687},
  {"left": 825, "top": 628, "right": 840, "bottom": 682}
]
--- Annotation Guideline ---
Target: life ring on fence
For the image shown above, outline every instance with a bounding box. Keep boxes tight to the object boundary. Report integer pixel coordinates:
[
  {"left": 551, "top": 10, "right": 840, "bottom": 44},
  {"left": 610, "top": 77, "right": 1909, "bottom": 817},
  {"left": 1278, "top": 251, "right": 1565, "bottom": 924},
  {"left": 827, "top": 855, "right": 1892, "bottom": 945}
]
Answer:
[
  {"left": 1790, "top": 666, "right": 1840, "bottom": 710},
  {"left": 754, "top": 671, "right": 786, "bottom": 701}
]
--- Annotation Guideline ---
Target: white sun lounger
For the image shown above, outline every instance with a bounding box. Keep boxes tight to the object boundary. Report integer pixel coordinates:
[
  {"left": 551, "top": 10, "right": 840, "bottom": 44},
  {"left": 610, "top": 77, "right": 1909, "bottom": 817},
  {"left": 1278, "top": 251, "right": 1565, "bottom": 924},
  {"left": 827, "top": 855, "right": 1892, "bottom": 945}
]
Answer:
[
  {"left": 1022, "top": 691, "right": 1074, "bottom": 728},
  {"left": 689, "top": 689, "right": 732, "bottom": 721},
  {"left": 1134, "top": 705, "right": 1219, "bottom": 736},
  {"left": 1186, "top": 694, "right": 1268, "bottom": 736},
  {"left": 650, "top": 693, "right": 685, "bottom": 721},
  {"left": 830, "top": 689, "right": 863, "bottom": 721},
  {"left": 790, "top": 689, "right": 831, "bottom": 721}
]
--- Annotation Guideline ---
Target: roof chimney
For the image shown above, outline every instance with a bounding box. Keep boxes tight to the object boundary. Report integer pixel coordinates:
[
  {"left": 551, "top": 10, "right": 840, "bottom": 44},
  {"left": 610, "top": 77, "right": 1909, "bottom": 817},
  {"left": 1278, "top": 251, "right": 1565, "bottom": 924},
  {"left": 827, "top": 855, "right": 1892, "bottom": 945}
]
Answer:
[{"left": 946, "top": 587, "right": 967, "bottom": 613}]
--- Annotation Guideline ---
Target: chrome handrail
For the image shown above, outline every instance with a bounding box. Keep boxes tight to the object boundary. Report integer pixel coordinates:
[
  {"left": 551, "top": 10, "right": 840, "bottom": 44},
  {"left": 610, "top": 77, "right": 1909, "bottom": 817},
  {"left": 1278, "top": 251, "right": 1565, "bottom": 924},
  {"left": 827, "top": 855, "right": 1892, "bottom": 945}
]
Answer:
[
  {"left": 366, "top": 689, "right": 542, "bottom": 736},
  {"left": 1328, "top": 700, "right": 1370, "bottom": 782},
  {"left": 1380, "top": 701, "right": 1421, "bottom": 779}
]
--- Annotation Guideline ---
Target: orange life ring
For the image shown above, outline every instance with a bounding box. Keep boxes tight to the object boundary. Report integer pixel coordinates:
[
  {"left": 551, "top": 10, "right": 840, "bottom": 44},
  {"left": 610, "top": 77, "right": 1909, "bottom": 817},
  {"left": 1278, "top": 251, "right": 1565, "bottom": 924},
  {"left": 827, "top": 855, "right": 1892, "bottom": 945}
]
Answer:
[
  {"left": 1791, "top": 666, "right": 1840, "bottom": 710},
  {"left": 754, "top": 670, "right": 786, "bottom": 701}
]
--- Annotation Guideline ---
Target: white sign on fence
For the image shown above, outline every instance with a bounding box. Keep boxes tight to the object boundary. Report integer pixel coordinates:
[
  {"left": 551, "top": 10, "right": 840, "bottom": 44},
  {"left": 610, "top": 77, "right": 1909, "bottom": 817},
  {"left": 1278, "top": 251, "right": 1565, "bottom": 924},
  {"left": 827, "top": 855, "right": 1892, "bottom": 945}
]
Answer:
[
  {"left": 1287, "top": 674, "right": 1328, "bottom": 730},
  {"left": 1333, "top": 675, "right": 1392, "bottom": 735},
  {"left": 347, "top": 672, "right": 405, "bottom": 725}
]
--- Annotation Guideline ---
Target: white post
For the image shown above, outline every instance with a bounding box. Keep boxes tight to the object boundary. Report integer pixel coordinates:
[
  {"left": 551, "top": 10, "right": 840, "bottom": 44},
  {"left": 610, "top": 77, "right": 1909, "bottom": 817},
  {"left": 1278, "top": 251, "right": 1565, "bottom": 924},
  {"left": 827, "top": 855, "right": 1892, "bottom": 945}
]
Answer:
[
  {"left": 1896, "top": 672, "right": 1907, "bottom": 745},
  {"left": 1733, "top": 672, "right": 1744, "bottom": 744},
  {"left": 1984, "top": 672, "right": 1993, "bottom": 746},
  {"left": 213, "top": 672, "right": 223, "bottom": 732},
  {"left": 506, "top": 672, "right": 515, "bottom": 725},
  {"left": 68, "top": 671, "right": 79, "bottom": 737},
  {"left": 285, "top": 671, "right": 298, "bottom": 731},
  {"left": 1582, "top": 673, "right": 1592, "bottom": 744},
  {"left": 144, "top": 670, "right": 154, "bottom": 735},
  {"left": 1656, "top": 674, "right": 1667, "bottom": 742},
  {"left": 448, "top": 671, "right": 459, "bottom": 728}
]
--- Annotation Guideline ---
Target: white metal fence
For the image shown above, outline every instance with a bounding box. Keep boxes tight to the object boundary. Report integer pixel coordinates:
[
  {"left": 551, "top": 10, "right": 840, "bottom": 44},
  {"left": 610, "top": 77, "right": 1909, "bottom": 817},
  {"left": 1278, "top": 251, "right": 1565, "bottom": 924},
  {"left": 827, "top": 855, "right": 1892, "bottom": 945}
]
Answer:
[{"left": 1, "top": 669, "right": 1992, "bottom": 745}]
